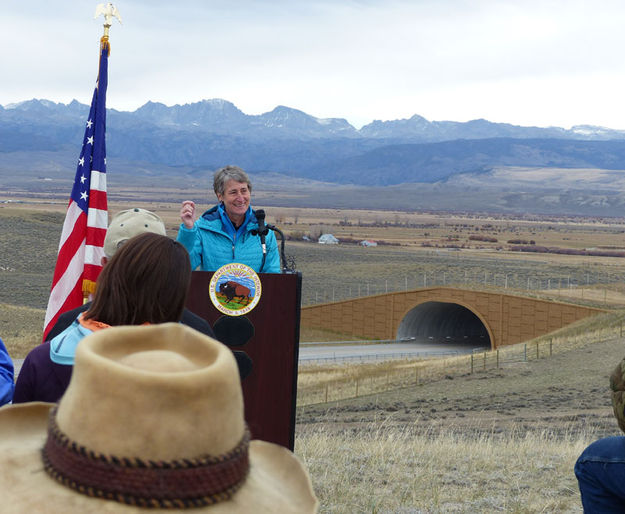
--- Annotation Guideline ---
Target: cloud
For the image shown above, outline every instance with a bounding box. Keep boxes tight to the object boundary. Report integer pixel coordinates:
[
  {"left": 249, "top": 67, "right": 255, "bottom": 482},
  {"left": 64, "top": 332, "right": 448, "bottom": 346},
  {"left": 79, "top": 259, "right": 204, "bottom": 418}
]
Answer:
[{"left": 3, "top": 0, "right": 625, "bottom": 129}]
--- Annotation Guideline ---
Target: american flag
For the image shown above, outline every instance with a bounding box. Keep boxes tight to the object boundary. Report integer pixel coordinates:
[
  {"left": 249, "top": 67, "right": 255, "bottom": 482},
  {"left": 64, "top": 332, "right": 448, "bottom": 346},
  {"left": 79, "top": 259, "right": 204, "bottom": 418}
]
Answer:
[{"left": 43, "top": 39, "right": 110, "bottom": 341}]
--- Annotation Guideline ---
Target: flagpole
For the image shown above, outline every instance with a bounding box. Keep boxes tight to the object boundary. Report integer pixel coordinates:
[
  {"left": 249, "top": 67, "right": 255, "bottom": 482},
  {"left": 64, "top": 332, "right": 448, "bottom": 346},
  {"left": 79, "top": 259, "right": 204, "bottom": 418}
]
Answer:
[
  {"left": 42, "top": 5, "right": 121, "bottom": 341},
  {"left": 96, "top": 2, "right": 122, "bottom": 42},
  {"left": 80, "top": 4, "right": 120, "bottom": 302}
]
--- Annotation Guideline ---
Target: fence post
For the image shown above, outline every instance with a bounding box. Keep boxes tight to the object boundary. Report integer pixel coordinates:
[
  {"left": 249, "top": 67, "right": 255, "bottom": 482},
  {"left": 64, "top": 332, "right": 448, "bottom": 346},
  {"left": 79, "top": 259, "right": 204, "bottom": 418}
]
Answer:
[
  {"left": 483, "top": 352, "right": 486, "bottom": 370},
  {"left": 355, "top": 378, "right": 359, "bottom": 397},
  {"left": 324, "top": 384, "right": 328, "bottom": 403},
  {"left": 496, "top": 349, "right": 499, "bottom": 369},
  {"left": 524, "top": 344, "right": 527, "bottom": 362},
  {"left": 549, "top": 339, "right": 552, "bottom": 357},
  {"left": 471, "top": 353, "right": 474, "bottom": 374},
  {"left": 536, "top": 342, "right": 539, "bottom": 359}
]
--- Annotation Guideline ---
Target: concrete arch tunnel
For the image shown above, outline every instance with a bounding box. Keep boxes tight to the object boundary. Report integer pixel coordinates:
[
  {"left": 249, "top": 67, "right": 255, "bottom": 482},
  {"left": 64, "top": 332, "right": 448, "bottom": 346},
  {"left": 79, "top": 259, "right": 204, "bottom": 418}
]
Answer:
[
  {"left": 396, "top": 301, "right": 491, "bottom": 349},
  {"left": 300, "top": 287, "right": 604, "bottom": 349}
]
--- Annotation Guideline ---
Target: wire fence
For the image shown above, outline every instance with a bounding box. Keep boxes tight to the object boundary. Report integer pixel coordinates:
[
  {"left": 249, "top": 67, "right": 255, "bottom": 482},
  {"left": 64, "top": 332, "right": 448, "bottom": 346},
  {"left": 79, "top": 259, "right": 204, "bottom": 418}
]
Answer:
[
  {"left": 300, "top": 349, "right": 467, "bottom": 365},
  {"left": 301, "top": 255, "right": 625, "bottom": 306},
  {"left": 296, "top": 320, "right": 625, "bottom": 407},
  {"left": 305, "top": 274, "right": 625, "bottom": 305}
]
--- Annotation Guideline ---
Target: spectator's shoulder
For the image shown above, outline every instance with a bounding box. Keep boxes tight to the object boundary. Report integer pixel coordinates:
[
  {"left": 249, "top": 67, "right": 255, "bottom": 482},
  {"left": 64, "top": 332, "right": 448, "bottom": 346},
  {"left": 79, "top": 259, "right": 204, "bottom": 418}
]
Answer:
[
  {"left": 24, "top": 341, "right": 51, "bottom": 363},
  {"left": 47, "top": 305, "right": 89, "bottom": 341}
]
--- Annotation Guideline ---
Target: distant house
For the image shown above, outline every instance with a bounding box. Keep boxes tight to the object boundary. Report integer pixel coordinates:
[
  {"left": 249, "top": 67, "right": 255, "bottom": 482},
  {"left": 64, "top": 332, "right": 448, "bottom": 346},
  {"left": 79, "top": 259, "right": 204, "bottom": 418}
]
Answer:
[
  {"left": 318, "top": 233, "right": 339, "bottom": 244},
  {"left": 360, "top": 239, "right": 378, "bottom": 247}
]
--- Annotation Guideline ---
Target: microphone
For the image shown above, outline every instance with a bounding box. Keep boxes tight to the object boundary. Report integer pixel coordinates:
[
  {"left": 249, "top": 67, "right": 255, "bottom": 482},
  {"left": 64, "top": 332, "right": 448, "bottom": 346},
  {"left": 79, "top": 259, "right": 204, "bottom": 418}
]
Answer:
[
  {"left": 254, "top": 209, "right": 291, "bottom": 273},
  {"left": 255, "top": 209, "right": 267, "bottom": 255}
]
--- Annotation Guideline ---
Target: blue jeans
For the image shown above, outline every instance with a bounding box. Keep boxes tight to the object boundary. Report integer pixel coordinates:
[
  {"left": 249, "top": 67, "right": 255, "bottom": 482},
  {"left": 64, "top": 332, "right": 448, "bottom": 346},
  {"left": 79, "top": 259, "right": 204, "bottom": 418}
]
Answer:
[{"left": 575, "top": 436, "right": 625, "bottom": 512}]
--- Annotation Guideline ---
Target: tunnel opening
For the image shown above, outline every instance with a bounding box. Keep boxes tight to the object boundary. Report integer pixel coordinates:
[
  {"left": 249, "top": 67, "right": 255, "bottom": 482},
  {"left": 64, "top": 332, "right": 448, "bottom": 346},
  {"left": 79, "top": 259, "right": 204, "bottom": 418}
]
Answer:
[{"left": 396, "top": 301, "right": 490, "bottom": 350}]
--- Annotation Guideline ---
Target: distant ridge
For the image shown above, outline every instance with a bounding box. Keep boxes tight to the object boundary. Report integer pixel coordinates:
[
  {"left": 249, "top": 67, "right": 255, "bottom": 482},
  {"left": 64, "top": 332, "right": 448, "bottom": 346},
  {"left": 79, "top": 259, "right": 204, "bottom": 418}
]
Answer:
[
  {"left": 5, "top": 97, "right": 625, "bottom": 142},
  {"left": 3, "top": 98, "right": 625, "bottom": 191}
]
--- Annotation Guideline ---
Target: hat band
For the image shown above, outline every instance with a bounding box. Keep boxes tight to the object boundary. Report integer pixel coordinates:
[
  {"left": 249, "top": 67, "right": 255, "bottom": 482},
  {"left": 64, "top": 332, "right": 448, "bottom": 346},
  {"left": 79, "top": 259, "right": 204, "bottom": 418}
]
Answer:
[{"left": 41, "top": 407, "right": 250, "bottom": 509}]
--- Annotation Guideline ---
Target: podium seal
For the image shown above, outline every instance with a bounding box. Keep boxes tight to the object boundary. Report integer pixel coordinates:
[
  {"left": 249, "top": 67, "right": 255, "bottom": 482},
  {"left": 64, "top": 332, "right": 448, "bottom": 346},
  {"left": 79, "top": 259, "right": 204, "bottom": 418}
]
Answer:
[{"left": 209, "top": 263, "right": 262, "bottom": 316}]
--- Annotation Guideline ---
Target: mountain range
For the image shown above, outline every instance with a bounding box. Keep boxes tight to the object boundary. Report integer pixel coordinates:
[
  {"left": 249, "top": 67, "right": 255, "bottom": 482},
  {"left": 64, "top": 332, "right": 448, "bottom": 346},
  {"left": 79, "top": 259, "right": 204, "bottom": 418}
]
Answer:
[{"left": 3, "top": 98, "right": 625, "bottom": 215}]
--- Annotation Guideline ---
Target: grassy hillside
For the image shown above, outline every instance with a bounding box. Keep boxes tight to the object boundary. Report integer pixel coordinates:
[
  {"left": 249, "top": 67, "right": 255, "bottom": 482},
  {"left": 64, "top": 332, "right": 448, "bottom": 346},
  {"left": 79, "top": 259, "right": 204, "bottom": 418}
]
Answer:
[
  {"left": 2, "top": 202, "right": 624, "bottom": 510},
  {"left": 296, "top": 315, "right": 624, "bottom": 512}
]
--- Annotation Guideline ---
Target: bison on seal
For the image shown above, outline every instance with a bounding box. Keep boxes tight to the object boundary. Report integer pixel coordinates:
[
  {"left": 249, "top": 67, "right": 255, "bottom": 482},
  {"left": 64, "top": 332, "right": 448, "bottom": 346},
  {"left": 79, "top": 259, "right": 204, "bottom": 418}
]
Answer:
[{"left": 219, "top": 281, "right": 251, "bottom": 305}]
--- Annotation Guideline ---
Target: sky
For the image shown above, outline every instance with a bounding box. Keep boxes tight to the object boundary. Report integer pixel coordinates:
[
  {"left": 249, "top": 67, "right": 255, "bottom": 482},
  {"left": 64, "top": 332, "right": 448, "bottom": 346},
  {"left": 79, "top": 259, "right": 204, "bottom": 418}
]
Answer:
[{"left": 3, "top": 0, "right": 625, "bottom": 130}]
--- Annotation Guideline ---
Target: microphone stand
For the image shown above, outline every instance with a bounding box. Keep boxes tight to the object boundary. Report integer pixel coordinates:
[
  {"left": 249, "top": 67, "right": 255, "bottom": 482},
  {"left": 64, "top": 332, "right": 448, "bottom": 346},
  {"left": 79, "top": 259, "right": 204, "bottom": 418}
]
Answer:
[
  {"left": 253, "top": 209, "right": 269, "bottom": 272},
  {"left": 266, "top": 223, "right": 292, "bottom": 273},
  {"left": 254, "top": 209, "right": 293, "bottom": 273}
]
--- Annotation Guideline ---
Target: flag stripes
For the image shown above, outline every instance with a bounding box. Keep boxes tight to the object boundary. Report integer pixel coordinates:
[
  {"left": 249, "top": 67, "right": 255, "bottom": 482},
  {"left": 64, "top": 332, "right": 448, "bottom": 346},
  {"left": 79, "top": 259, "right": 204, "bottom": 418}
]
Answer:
[{"left": 43, "top": 40, "right": 110, "bottom": 341}]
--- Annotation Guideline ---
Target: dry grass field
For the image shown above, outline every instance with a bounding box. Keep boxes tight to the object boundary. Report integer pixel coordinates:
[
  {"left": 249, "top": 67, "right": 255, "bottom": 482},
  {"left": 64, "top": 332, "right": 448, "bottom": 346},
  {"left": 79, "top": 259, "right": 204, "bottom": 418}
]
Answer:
[
  {"left": 3, "top": 197, "right": 625, "bottom": 347},
  {"left": 4, "top": 196, "right": 625, "bottom": 511},
  {"left": 296, "top": 317, "right": 625, "bottom": 512},
  {"left": 297, "top": 424, "right": 590, "bottom": 512}
]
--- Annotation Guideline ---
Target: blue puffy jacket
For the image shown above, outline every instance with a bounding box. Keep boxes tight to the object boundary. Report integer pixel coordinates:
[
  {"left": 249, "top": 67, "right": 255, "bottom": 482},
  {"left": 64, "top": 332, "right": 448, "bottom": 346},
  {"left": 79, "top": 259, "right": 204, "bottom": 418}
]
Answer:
[
  {"left": 176, "top": 205, "right": 281, "bottom": 273},
  {"left": 0, "top": 338, "right": 13, "bottom": 405}
]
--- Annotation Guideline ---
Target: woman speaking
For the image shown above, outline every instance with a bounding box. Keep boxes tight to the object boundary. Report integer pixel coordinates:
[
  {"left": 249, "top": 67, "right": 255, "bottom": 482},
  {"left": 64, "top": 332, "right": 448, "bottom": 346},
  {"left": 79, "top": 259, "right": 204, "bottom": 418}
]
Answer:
[{"left": 177, "top": 165, "right": 280, "bottom": 273}]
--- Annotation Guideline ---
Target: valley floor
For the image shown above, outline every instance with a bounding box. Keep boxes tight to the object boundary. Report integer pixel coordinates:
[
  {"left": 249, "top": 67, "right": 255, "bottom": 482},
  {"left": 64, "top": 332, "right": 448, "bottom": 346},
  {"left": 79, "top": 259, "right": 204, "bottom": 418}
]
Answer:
[{"left": 295, "top": 335, "right": 623, "bottom": 512}]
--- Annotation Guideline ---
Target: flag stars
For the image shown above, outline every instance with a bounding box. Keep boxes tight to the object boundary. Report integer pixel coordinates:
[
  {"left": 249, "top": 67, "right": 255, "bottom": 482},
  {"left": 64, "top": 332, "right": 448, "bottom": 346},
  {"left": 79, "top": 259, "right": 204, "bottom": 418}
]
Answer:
[{"left": 43, "top": 36, "right": 108, "bottom": 342}]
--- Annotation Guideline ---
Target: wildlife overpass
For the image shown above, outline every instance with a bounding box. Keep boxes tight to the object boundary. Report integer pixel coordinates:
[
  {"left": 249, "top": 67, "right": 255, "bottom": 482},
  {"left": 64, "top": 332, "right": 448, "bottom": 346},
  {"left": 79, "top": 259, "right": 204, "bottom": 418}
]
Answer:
[{"left": 300, "top": 287, "right": 604, "bottom": 349}]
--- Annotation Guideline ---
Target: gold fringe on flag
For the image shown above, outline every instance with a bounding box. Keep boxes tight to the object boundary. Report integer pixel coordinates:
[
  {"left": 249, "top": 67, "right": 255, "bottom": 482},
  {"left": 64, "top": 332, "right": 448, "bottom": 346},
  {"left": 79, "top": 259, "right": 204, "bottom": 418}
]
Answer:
[
  {"left": 100, "top": 36, "right": 110, "bottom": 56},
  {"left": 82, "top": 279, "right": 97, "bottom": 303}
]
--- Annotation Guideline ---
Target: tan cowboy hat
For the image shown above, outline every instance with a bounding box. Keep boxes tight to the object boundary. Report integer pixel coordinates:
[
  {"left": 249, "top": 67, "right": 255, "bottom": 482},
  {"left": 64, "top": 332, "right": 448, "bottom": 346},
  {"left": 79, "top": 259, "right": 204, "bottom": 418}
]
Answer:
[{"left": 0, "top": 324, "right": 318, "bottom": 512}]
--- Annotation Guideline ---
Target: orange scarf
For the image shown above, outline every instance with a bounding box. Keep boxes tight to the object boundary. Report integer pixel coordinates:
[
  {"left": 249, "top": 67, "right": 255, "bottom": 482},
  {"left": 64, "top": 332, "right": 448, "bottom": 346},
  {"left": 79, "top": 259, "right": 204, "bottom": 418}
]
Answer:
[{"left": 78, "top": 314, "right": 111, "bottom": 332}]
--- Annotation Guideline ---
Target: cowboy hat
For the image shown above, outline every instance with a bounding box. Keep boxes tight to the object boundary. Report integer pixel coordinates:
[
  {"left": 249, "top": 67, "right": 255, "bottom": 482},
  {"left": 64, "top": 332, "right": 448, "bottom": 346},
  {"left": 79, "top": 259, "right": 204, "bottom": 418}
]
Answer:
[{"left": 0, "top": 324, "right": 317, "bottom": 512}]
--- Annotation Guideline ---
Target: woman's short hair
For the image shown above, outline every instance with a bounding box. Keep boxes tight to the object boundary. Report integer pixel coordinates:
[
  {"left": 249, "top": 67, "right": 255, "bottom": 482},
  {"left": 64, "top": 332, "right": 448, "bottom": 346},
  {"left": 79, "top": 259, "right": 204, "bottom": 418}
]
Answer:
[
  {"left": 85, "top": 233, "right": 192, "bottom": 326},
  {"left": 213, "top": 165, "right": 252, "bottom": 196}
]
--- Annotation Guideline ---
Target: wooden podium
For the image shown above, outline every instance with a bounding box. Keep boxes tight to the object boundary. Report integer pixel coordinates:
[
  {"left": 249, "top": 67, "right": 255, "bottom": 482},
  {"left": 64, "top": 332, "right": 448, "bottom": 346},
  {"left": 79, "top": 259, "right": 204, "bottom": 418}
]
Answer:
[{"left": 186, "top": 271, "right": 302, "bottom": 450}]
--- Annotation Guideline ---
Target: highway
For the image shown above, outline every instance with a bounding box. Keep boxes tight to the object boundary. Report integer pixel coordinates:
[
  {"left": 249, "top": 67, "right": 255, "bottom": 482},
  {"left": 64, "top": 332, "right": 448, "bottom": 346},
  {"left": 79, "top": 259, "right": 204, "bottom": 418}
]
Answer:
[{"left": 299, "top": 338, "right": 488, "bottom": 364}]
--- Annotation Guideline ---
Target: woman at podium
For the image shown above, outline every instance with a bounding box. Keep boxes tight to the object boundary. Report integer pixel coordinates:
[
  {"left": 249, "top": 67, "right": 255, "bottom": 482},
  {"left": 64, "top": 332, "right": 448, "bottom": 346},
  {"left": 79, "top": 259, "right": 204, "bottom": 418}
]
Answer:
[{"left": 177, "top": 165, "right": 280, "bottom": 273}]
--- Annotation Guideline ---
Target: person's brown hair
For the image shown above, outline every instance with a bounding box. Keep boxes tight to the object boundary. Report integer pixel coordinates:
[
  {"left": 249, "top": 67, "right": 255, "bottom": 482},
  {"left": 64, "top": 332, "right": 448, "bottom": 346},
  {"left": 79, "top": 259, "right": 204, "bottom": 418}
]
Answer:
[{"left": 84, "top": 233, "right": 191, "bottom": 326}]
